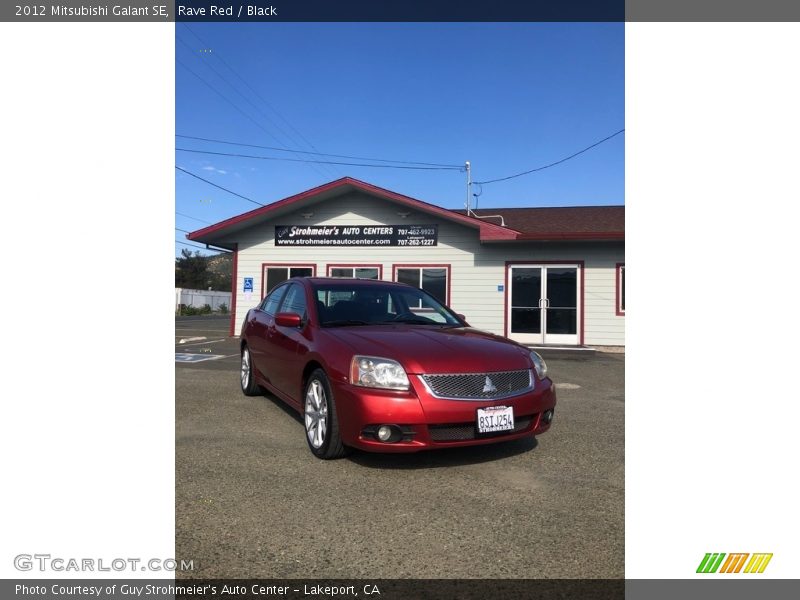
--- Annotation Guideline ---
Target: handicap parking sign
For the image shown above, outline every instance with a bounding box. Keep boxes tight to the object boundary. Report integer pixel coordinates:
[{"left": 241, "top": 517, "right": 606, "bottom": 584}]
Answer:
[{"left": 243, "top": 277, "right": 253, "bottom": 293}]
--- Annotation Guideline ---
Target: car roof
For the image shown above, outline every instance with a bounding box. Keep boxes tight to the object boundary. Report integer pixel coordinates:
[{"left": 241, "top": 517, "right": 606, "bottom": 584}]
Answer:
[{"left": 305, "top": 277, "right": 411, "bottom": 288}]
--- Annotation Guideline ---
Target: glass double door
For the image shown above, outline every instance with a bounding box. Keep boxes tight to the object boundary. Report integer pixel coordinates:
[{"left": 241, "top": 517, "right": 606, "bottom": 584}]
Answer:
[{"left": 508, "top": 264, "right": 580, "bottom": 345}]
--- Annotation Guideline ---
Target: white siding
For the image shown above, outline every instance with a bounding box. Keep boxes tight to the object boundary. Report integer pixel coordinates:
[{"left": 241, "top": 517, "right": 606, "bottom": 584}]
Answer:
[{"left": 224, "top": 191, "right": 625, "bottom": 346}]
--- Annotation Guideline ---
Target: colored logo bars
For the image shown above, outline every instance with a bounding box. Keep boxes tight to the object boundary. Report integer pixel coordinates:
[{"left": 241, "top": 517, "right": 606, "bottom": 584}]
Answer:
[{"left": 696, "top": 553, "right": 773, "bottom": 574}]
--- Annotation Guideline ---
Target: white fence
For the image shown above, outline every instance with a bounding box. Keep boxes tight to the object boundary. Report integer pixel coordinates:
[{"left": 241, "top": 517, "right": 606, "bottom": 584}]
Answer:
[{"left": 175, "top": 288, "right": 231, "bottom": 312}]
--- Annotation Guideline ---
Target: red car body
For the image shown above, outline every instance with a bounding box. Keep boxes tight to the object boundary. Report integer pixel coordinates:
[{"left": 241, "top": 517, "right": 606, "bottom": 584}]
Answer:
[{"left": 240, "top": 278, "right": 556, "bottom": 458}]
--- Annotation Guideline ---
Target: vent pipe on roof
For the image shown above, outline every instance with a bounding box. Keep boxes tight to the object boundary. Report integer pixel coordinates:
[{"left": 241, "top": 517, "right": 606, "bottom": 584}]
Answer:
[{"left": 472, "top": 213, "right": 506, "bottom": 226}]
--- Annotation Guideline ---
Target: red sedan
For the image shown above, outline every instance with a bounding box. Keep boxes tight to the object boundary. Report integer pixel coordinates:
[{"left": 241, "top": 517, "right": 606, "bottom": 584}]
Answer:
[{"left": 240, "top": 278, "right": 556, "bottom": 459}]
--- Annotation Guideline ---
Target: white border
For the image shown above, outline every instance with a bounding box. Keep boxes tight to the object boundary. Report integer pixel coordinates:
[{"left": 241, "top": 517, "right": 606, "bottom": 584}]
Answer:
[{"left": 0, "top": 23, "right": 175, "bottom": 578}]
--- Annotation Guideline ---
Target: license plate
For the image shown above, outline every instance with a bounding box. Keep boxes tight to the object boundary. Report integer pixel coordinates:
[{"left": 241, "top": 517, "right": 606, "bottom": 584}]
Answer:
[{"left": 476, "top": 405, "right": 515, "bottom": 434}]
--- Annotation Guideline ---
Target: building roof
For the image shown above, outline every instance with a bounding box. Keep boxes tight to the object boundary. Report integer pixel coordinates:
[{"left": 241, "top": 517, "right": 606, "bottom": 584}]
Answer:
[
  {"left": 187, "top": 177, "right": 518, "bottom": 250},
  {"left": 451, "top": 206, "right": 624, "bottom": 240},
  {"left": 187, "top": 177, "right": 624, "bottom": 249}
]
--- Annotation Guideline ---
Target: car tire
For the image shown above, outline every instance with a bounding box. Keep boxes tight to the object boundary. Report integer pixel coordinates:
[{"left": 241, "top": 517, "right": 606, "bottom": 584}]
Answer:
[
  {"left": 240, "top": 345, "right": 263, "bottom": 396},
  {"left": 304, "top": 368, "right": 349, "bottom": 459}
]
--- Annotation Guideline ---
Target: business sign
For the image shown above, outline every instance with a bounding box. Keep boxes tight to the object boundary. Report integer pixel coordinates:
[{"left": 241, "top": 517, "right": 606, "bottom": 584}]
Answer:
[{"left": 275, "top": 224, "right": 438, "bottom": 247}]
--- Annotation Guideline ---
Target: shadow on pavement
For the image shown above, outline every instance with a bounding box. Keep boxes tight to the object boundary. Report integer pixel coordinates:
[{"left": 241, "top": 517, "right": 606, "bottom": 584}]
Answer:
[{"left": 348, "top": 436, "right": 538, "bottom": 470}]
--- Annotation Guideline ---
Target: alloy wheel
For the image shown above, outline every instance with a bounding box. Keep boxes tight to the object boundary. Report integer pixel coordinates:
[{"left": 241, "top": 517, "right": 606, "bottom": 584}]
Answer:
[
  {"left": 304, "top": 379, "right": 328, "bottom": 448},
  {"left": 241, "top": 348, "right": 251, "bottom": 389}
]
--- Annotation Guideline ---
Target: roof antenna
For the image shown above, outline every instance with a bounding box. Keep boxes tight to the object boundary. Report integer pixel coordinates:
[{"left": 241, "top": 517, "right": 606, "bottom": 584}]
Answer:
[
  {"left": 473, "top": 182, "right": 482, "bottom": 211},
  {"left": 465, "top": 161, "right": 473, "bottom": 216},
  {"left": 465, "top": 162, "right": 505, "bottom": 226}
]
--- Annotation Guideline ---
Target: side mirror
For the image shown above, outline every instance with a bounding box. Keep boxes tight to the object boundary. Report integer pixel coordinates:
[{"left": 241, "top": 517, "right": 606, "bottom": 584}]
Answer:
[
  {"left": 275, "top": 312, "right": 303, "bottom": 328},
  {"left": 456, "top": 313, "right": 467, "bottom": 322}
]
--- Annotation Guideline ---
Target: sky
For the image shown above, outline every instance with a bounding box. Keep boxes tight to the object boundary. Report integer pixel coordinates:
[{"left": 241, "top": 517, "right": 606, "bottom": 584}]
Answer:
[{"left": 175, "top": 23, "right": 624, "bottom": 256}]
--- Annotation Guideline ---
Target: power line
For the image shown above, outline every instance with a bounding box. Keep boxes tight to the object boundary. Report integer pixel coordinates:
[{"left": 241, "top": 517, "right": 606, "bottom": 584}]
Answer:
[
  {"left": 176, "top": 165, "right": 264, "bottom": 206},
  {"left": 176, "top": 35, "right": 336, "bottom": 178},
  {"left": 177, "top": 33, "right": 339, "bottom": 180},
  {"left": 176, "top": 239, "right": 207, "bottom": 250},
  {"left": 176, "top": 134, "right": 463, "bottom": 169},
  {"left": 177, "top": 32, "right": 463, "bottom": 176},
  {"left": 175, "top": 55, "right": 332, "bottom": 179},
  {"left": 176, "top": 227, "right": 191, "bottom": 234},
  {"left": 176, "top": 211, "right": 212, "bottom": 225},
  {"left": 176, "top": 147, "right": 463, "bottom": 171},
  {"left": 181, "top": 24, "right": 340, "bottom": 176},
  {"left": 474, "top": 129, "right": 625, "bottom": 185},
  {"left": 176, "top": 239, "right": 231, "bottom": 253}
]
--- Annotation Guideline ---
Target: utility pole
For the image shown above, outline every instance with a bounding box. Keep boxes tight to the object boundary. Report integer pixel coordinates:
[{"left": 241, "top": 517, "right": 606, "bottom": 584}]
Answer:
[{"left": 465, "top": 161, "right": 472, "bottom": 215}]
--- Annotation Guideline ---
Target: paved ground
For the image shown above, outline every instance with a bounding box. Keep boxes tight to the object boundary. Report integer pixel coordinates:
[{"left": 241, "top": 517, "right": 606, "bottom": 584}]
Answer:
[{"left": 176, "top": 316, "right": 624, "bottom": 579}]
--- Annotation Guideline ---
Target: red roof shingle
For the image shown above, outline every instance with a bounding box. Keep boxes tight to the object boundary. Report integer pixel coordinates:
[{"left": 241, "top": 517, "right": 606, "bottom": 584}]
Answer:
[{"left": 452, "top": 206, "right": 624, "bottom": 240}]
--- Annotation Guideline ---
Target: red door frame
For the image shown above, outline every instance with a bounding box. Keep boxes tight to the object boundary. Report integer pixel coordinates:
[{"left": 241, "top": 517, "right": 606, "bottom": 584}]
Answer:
[{"left": 616, "top": 262, "right": 625, "bottom": 316}]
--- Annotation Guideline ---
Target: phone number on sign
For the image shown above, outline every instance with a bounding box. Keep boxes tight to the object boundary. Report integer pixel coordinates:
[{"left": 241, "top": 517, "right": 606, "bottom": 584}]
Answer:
[{"left": 397, "top": 239, "right": 436, "bottom": 246}]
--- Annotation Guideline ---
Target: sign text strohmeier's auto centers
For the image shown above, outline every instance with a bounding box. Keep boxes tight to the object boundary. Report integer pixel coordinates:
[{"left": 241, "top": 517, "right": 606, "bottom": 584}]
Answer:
[{"left": 275, "top": 224, "right": 438, "bottom": 247}]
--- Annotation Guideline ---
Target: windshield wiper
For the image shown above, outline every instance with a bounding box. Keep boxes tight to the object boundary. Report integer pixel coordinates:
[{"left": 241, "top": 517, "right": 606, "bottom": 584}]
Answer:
[
  {"left": 323, "top": 319, "right": 371, "bottom": 327},
  {"left": 382, "top": 317, "right": 439, "bottom": 325}
]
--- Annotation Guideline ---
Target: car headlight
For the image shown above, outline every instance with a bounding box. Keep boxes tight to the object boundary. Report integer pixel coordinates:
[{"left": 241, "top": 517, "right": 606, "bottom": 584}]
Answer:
[
  {"left": 350, "top": 355, "right": 410, "bottom": 391},
  {"left": 530, "top": 351, "right": 548, "bottom": 380}
]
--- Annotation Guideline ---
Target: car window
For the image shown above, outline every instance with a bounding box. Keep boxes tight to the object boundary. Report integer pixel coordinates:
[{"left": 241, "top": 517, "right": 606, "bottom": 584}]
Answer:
[
  {"left": 395, "top": 290, "right": 449, "bottom": 323},
  {"left": 262, "top": 285, "right": 288, "bottom": 315},
  {"left": 311, "top": 282, "right": 461, "bottom": 327},
  {"left": 280, "top": 283, "right": 307, "bottom": 317},
  {"left": 317, "top": 289, "right": 355, "bottom": 307}
]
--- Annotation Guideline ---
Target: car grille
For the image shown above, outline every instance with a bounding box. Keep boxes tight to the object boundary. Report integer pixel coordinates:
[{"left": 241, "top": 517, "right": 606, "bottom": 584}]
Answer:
[
  {"left": 420, "top": 369, "right": 534, "bottom": 400},
  {"left": 428, "top": 416, "right": 535, "bottom": 442}
]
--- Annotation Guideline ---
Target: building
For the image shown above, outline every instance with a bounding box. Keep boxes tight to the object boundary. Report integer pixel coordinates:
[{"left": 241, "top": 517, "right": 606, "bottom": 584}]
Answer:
[{"left": 187, "top": 177, "right": 625, "bottom": 347}]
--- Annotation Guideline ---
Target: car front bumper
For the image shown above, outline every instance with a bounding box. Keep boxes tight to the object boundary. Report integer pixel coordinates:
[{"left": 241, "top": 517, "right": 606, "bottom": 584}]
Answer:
[{"left": 333, "top": 375, "right": 557, "bottom": 453}]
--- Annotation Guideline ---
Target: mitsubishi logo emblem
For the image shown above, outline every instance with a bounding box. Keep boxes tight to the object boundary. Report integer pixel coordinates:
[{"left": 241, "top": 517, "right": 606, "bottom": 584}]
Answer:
[{"left": 483, "top": 376, "right": 497, "bottom": 393}]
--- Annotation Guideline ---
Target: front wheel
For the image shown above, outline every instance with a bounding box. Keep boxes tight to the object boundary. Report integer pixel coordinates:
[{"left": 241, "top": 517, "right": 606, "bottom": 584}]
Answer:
[
  {"left": 240, "top": 345, "right": 263, "bottom": 396},
  {"left": 304, "top": 369, "right": 349, "bottom": 459}
]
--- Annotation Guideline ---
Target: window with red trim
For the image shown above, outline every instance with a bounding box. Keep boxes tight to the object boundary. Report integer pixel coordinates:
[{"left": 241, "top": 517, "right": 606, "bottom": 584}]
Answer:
[
  {"left": 263, "top": 265, "right": 314, "bottom": 296},
  {"left": 327, "top": 265, "right": 380, "bottom": 279},
  {"left": 394, "top": 266, "right": 448, "bottom": 304}
]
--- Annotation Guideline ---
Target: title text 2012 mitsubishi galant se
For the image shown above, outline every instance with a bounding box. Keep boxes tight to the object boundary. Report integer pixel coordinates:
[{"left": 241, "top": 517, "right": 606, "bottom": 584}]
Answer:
[{"left": 240, "top": 278, "right": 556, "bottom": 459}]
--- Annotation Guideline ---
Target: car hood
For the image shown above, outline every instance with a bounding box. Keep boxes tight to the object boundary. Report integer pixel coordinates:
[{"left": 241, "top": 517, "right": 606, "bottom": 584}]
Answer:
[{"left": 324, "top": 326, "right": 531, "bottom": 374}]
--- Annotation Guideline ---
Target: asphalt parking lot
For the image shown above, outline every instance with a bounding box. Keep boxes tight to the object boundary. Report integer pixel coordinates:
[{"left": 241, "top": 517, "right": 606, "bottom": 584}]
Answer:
[{"left": 175, "top": 316, "right": 624, "bottom": 579}]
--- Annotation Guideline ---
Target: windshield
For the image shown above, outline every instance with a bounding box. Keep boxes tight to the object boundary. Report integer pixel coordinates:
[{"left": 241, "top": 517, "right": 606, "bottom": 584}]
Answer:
[{"left": 312, "top": 282, "right": 463, "bottom": 327}]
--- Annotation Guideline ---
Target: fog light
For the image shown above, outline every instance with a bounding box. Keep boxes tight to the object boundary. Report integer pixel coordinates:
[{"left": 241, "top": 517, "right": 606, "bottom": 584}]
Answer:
[
  {"left": 542, "top": 410, "right": 554, "bottom": 424},
  {"left": 377, "top": 425, "right": 393, "bottom": 442}
]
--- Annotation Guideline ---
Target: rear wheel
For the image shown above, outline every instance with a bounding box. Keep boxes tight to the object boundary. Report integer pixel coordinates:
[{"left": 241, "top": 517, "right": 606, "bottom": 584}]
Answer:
[
  {"left": 304, "top": 369, "right": 349, "bottom": 459},
  {"left": 240, "top": 345, "right": 263, "bottom": 396}
]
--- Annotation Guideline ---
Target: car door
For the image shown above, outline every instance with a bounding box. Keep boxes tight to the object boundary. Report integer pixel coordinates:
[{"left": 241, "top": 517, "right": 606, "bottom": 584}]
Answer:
[
  {"left": 268, "top": 281, "right": 310, "bottom": 404},
  {"left": 247, "top": 284, "right": 288, "bottom": 385}
]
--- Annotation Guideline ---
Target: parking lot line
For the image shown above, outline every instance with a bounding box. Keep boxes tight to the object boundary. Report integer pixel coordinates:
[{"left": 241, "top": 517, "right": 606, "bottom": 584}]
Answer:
[
  {"left": 177, "top": 338, "right": 226, "bottom": 347},
  {"left": 175, "top": 353, "right": 239, "bottom": 363}
]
